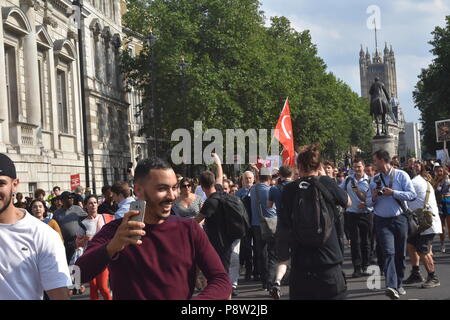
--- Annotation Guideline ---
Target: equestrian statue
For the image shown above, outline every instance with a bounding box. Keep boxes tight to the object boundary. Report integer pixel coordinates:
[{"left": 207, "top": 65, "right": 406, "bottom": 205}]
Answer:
[{"left": 369, "top": 77, "right": 396, "bottom": 136}]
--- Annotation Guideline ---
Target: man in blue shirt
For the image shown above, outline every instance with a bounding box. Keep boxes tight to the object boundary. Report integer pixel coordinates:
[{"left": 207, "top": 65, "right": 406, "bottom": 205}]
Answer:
[
  {"left": 340, "top": 158, "right": 372, "bottom": 278},
  {"left": 250, "top": 174, "right": 277, "bottom": 291},
  {"left": 366, "top": 150, "right": 416, "bottom": 300}
]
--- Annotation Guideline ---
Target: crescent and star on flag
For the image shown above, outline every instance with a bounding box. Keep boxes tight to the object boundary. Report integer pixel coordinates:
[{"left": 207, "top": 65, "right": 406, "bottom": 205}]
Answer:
[{"left": 274, "top": 98, "right": 296, "bottom": 167}]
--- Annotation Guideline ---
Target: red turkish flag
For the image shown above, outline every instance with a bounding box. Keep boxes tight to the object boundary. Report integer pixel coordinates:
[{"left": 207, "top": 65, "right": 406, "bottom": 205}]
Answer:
[{"left": 274, "top": 98, "right": 295, "bottom": 167}]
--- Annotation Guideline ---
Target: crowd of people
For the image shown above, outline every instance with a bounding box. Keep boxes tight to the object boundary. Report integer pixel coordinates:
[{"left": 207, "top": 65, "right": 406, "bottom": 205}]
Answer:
[{"left": 1, "top": 148, "right": 449, "bottom": 300}]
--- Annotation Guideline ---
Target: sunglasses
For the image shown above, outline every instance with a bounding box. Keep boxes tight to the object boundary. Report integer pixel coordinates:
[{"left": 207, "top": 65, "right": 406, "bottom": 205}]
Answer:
[{"left": 181, "top": 184, "right": 191, "bottom": 188}]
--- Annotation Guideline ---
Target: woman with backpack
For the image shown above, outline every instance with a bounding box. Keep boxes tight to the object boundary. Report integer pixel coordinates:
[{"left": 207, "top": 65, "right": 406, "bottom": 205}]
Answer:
[{"left": 276, "top": 145, "right": 351, "bottom": 300}]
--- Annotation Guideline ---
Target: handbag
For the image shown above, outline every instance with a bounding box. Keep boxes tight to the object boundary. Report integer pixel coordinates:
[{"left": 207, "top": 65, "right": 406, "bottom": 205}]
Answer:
[
  {"left": 254, "top": 184, "right": 277, "bottom": 241},
  {"left": 412, "top": 182, "right": 434, "bottom": 234},
  {"left": 380, "top": 169, "right": 419, "bottom": 237}
]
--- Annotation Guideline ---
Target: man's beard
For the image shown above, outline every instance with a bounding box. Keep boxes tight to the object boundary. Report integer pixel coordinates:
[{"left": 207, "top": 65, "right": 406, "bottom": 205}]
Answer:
[
  {"left": 0, "top": 191, "right": 13, "bottom": 215},
  {"left": 143, "top": 189, "right": 172, "bottom": 221}
]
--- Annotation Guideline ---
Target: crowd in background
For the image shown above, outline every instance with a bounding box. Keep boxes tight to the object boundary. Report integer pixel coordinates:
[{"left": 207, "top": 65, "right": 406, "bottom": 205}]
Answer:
[{"left": 9, "top": 151, "right": 450, "bottom": 300}]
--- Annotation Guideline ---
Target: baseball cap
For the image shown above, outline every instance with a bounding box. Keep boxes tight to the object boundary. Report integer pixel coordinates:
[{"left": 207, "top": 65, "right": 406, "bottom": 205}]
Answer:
[
  {"left": 60, "top": 191, "right": 75, "bottom": 199},
  {"left": 0, "top": 154, "right": 16, "bottom": 179}
]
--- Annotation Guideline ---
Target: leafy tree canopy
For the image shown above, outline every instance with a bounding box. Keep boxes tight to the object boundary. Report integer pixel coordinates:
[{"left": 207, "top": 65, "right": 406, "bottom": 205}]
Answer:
[{"left": 121, "top": 0, "right": 373, "bottom": 162}]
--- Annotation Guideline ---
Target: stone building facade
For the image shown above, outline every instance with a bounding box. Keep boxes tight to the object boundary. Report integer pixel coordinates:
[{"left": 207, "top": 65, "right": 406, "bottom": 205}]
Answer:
[{"left": 0, "top": 0, "right": 146, "bottom": 197}]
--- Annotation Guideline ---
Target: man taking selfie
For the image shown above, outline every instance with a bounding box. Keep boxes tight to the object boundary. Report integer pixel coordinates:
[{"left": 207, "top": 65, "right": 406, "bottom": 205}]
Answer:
[{"left": 76, "top": 157, "right": 232, "bottom": 300}]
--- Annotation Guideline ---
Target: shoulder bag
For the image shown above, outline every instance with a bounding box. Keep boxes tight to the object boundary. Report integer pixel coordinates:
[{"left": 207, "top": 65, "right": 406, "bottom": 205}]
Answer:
[{"left": 380, "top": 169, "right": 419, "bottom": 237}]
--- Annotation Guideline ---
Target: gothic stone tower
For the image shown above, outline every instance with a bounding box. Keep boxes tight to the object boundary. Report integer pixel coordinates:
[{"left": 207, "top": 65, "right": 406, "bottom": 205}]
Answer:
[{"left": 359, "top": 43, "right": 398, "bottom": 99}]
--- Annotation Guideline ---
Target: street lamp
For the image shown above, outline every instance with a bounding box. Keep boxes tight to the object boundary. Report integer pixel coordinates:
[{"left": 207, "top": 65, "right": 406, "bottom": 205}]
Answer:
[
  {"left": 72, "top": 0, "right": 91, "bottom": 190},
  {"left": 179, "top": 56, "right": 187, "bottom": 129},
  {"left": 179, "top": 56, "right": 188, "bottom": 176},
  {"left": 147, "top": 28, "right": 157, "bottom": 156}
]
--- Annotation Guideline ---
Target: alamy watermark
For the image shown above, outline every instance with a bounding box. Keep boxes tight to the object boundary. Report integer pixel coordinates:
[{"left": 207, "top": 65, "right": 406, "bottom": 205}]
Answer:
[
  {"left": 171, "top": 121, "right": 282, "bottom": 174},
  {"left": 367, "top": 5, "right": 381, "bottom": 30},
  {"left": 366, "top": 265, "right": 382, "bottom": 290},
  {"left": 68, "top": 265, "right": 81, "bottom": 290}
]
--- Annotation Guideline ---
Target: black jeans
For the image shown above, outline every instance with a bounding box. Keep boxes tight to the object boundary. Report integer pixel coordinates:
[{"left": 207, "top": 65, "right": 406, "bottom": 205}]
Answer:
[
  {"left": 289, "top": 264, "right": 347, "bottom": 300},
  {"left": 335, "top": 211, "right": 345, "bottom": 255},
  {"left": 252, "top": 226, "right": 277, "bottom": 287},
  {"left": 347, "top": 212, "right": 372, "bottom": 269},
  {"left": 239, "top": 229, "right": 254, "bottom": 277},
  {"left": 217, "top": 245, "right": 233, "bottom": 272}
]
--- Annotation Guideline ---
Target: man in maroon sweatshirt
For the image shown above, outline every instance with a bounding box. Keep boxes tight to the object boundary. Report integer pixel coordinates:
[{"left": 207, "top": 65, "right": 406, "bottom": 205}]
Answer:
[{"left": 76, "top": 157, "right": 232, "bottom": 300}]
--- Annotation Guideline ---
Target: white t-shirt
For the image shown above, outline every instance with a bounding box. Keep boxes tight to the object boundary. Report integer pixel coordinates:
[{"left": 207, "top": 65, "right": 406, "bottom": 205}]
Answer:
[
  {"left": 409, "top": 176, "right": 443, "bottom": 235},
  {"left": 0, "top": 210, "right": 72, "bottom": 300},
  {"left": 81, "top": 214, "right": 105, "bottom": 237}
]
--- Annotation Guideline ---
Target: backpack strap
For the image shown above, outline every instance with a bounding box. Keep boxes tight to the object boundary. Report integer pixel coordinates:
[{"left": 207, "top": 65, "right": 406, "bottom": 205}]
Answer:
[
  {"left": 423, "top": 181, "right": 431, "bottom": 210},
  {"left": 254, "top": 184, "right": 265, "bottom": 220},
  {"left": 344, "top": 177, "right": 351, "bottom": 192},
  {"left": 312, "top": 177, "right": 335, "bottom": 206}
]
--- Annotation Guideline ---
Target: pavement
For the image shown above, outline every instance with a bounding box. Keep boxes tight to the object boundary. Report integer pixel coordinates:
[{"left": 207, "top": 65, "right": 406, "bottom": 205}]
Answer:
[{"left": 71, "top": 238, "right": 450, "bottom": 301}]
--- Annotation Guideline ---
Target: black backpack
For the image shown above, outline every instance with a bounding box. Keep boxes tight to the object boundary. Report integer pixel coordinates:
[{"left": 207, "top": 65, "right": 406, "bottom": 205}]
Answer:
[
  {"left": 219, "top": 192, "right": 251, "bottom": 243},
  {"left": 291, "top": 177, "right": 335, "bottom": 248}
]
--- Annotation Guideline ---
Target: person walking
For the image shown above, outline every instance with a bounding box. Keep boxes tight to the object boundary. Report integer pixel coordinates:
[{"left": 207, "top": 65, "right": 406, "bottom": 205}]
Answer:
[
  {"left": 403, "top": 162, "right": 442, "bottom": 288},
  {"left": 30, "top": 199, "right": 64, "bottom": 242},
  {"left": 366, "top": 150, "right": 417, "bottom": 300},
  {"left": 250, "top": 174, "right": 278, "bottom": 291},
  {"left": 76, "top": 157, "right": 231, "bottom": 299},
  {"left": 276, "top": 145, "right": 351, "bottom": 300},
  {"left": 173, "top": 178, "right": 203, "bottom": 219},
  {"left": 111, "top": 182, "right": 135, "bottom": 220},
  {"left": 340, "top": 158, "right": 372, "bottom": 278},
  {"left": 267, "top": 165, "right": 294, "bottom": 299},
  {"left": 53, "top": 192, "right": 88, "bottom": 264},
  {"left": 98, "top": 185, "right": 118, "bottom": 216},
  {"left": 0, "top": 154, "right": 71, "bottom": 300},
  {"left": 77, "top": 195, "right": 113, "bottom": 300},
  {"left": 235, "top": 171, "right": 256, "bottom": 281},
  {"left": 432, "top": 164, "right": 450, "bottom": 253}
]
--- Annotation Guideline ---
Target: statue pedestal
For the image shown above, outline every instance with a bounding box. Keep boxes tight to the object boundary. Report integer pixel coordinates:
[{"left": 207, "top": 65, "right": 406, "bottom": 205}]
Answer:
[{"left": 372, "top": 135, "right": 397, "bottom": 157}]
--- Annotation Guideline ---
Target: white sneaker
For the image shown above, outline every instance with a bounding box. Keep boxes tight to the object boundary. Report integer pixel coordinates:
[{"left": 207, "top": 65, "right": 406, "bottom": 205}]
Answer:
[
  {"left": 385, "top": 287, "right": 400, "bottom": 300},
  {"left": 441, "top": 245, "right": 446, "bottom": 253},
  {"left": 398, "top": 287, "right": 406, "bottom": 295}
]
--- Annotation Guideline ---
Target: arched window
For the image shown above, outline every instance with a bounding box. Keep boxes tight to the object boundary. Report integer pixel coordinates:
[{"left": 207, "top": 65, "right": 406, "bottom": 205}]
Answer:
[
  {"left": 36, "top": 26, "right": 53, "bottom": 131},
  {"left": 2, "top": 7, "right": 32, "bottom": 124},
  {"left": 54, "top": 40, "right": 77, "bottom": 134}
]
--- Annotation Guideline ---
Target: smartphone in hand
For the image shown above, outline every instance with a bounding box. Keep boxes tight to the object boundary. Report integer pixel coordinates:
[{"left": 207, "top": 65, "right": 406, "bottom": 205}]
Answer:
[{"left": 129, "top": 200, "right": 146, "bottom": 240}]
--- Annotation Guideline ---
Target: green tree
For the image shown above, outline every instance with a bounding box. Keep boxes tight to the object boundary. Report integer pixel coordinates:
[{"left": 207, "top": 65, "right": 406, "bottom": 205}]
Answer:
[
  {"left": 414, "top": 16, "right": 450, "bottom": 154},
  {"left": 121, "top": 0, "right": 373, "bottom": 162}
]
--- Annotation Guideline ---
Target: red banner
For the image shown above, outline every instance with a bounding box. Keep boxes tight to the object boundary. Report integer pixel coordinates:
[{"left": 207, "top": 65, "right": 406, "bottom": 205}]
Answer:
[
  {"left": 70, "top": 174, "right": 80, "bottom": 191},
  {"left": 274, "top": 98, "right": 295, "bottom": 167}
]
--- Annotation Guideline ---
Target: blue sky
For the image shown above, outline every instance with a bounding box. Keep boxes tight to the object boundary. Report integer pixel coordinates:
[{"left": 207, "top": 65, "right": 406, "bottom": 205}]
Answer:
[{"left": 259, "top": 0, "right": 449, "bottom": 123}]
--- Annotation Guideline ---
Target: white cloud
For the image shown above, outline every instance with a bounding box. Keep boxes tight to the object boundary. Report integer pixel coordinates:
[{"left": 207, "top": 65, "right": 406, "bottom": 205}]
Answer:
[
  {"left": 393, "top": 0, "right": 450, "bottom": 15},
  {"left": 259, "top": 0, "right": 449, "bottom": 122}
]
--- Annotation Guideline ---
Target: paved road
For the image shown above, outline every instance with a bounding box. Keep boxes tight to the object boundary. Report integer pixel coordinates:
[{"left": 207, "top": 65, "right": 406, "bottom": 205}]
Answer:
[
  {"left": 232, "top": 240, "right": 450, "bottom": 301},
  {"left": 71, "top": 239, "right": 450, "bottom": 301}
]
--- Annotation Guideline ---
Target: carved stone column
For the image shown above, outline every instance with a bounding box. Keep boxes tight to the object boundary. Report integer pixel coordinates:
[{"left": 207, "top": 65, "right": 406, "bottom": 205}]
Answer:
[
  {"left": 0, "top": 7, "right": 10, "bottom": 146},
  {"left": 20, "top": 0, "right": 41, "bottom": 127}
]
